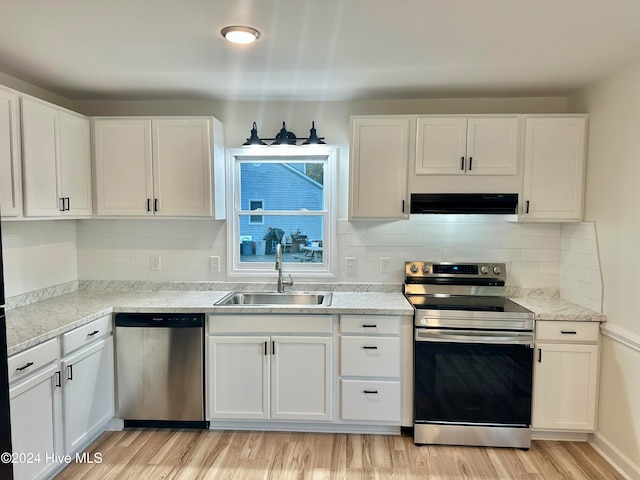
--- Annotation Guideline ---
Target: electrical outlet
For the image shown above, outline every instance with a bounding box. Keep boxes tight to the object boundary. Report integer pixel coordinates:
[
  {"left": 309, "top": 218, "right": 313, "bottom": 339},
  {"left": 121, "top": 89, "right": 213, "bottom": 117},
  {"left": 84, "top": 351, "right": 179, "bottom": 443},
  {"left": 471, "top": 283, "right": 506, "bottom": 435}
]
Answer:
[
  {"left": 380, "top": 257, "right": 391, "bottom": 274},
  {"left": 150, "top": 255, "right": 161, "bottom": 271},
  {"left": 209, "top": 256, "right": 220, "bottom": 272},
  {"left": 345, "top": 257, "right": 356, "bottom": 274}
]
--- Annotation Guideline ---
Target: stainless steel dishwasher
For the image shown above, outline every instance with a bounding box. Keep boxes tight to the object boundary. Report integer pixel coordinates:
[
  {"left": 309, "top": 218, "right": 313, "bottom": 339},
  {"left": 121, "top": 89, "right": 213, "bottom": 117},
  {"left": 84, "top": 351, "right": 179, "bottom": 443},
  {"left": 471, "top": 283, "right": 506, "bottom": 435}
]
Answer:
[{"left": 114, "top": 313, "right": 207, "bottom": 428}]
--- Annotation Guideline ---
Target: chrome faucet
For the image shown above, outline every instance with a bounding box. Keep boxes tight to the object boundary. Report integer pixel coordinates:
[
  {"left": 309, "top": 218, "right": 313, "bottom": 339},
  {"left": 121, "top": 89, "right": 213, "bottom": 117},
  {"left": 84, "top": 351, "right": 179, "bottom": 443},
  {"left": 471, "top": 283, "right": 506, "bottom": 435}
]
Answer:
[{"left": 275, "top": 243, "right": 294, "bottom": 293}]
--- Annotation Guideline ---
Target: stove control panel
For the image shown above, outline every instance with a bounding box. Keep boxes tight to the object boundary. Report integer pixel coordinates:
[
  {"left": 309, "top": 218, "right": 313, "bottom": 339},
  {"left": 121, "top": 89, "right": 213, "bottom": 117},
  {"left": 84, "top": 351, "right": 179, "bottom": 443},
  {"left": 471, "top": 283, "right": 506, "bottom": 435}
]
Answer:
[{"left": 405, "top": 262, "right": 507, "bottom": 281}]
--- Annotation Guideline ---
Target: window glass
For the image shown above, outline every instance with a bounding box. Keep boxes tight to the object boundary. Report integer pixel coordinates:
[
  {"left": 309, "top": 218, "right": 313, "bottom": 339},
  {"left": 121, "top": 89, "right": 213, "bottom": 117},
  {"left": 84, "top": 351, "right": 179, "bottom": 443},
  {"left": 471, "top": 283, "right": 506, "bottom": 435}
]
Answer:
[{"left": 230, "top": 150, "right": 334, "bottom": 274}]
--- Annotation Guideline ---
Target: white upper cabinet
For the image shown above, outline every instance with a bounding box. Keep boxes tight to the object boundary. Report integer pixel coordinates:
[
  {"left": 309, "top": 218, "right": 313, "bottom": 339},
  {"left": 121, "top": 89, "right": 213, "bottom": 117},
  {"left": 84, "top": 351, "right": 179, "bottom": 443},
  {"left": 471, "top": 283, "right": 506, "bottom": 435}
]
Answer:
[
  {"left": 21, "top": 97, "right": 91, "bottom": 217},
  {"left": 416, "top": 116, "right": 520, "bottom": 176},
  {"left": 94, "top": 117, "right": 222, "bottom": 217},
  {"left": 152, "top": 119, "right": 212, "bottom": 216},
  {"left": 521, "top": 116, "right": 587, "bottom": 222},
  {"left": 58, "top": 111, "right": 92, "bottom": 216},
  {"left": 0, "top": 87, "right": 22, "bottom": 217},
  {"left": 94, "top": 119, "right": 153, "bottom": 216},
  {"left": 349, "top": 116, "right": 410, "bottom": 219}
]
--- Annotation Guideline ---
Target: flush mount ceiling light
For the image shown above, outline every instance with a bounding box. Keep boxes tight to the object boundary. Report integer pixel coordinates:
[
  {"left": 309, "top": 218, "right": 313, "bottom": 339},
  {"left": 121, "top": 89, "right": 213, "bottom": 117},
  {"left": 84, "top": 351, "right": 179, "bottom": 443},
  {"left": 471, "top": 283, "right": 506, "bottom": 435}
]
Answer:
[{"left": 221, "top": 26, "right": 261, "bottom": 44}]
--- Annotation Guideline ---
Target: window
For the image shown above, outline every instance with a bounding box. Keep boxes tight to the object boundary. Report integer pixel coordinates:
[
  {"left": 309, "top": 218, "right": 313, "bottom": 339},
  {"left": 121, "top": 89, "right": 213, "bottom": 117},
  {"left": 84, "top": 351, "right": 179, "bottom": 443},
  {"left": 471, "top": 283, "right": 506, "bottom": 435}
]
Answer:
[
  {"left": 249, "top": 200, "right": 264, "bottom": 224},
  {"left": 228, "top": 147, "right": 336, "bottom": 276}
]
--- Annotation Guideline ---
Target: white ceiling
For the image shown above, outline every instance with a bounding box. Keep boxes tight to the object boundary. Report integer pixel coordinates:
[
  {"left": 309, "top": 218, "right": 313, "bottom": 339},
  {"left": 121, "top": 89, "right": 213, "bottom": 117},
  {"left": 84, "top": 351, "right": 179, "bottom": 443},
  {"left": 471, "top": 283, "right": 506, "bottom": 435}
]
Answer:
[{"left": 2, "top": 0, "right": 640, "bottom": 101}]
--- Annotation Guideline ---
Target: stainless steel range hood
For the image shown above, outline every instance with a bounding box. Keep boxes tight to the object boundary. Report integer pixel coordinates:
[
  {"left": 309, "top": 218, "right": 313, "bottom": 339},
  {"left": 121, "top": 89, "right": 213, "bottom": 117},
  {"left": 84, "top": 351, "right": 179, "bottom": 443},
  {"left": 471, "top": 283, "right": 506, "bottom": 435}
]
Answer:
[{"left": 410, "top": 193, "right": 518, "bottom": 215}]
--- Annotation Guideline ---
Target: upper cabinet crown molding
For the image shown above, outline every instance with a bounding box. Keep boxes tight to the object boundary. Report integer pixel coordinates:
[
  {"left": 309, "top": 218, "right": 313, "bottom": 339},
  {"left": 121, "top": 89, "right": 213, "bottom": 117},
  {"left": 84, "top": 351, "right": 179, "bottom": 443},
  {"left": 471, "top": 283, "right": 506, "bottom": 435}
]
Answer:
[
  {"left": 92, "top": 116, "right": 225, "bottom": 219},
  {"left": 21, "top": 96, "right": 92, "bottom": 217},
  {"left": 520, "top": 115, "right": 587, "bottom": 222},
  {"left": 0, "top": 86, "right": 22, "bottom": 217}
]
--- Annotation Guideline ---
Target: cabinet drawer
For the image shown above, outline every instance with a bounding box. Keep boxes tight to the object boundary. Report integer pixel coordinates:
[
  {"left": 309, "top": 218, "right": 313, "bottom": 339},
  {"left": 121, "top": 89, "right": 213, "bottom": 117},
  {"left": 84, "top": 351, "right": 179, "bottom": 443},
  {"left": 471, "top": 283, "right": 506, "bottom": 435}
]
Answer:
[
  {"left": 536, "top": 321, "right": 599, "bottom": 343},
  {"left": 63, "top": 315, "right": 113, "bottom": 355},
  {"left": 340, "top": 336, "right": 400, "bottom": 378},
  {"left": 8, "top": 338, "right": 58, "bottom": 385},
  {"left": 341, "top": 379, "right": 401, "bottom": 423},
  {"left": 340, "top": 315, "right": 399, "bottom": 335}
]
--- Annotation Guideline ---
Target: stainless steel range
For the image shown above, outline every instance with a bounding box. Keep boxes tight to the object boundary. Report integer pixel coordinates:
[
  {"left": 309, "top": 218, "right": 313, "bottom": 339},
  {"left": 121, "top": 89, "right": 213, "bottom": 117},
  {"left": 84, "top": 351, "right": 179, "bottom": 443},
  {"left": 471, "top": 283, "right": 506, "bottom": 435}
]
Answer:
[{"left": 404, "top": 261, "right": 535, "bottom": 449}]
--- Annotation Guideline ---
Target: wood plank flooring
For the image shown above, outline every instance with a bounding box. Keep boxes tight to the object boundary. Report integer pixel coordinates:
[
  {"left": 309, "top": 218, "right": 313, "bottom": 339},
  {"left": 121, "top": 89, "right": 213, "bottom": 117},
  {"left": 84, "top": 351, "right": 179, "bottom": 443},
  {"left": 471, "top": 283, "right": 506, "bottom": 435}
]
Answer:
[{"left": 54, "top": 429, "right": 624, "bottom": 480}]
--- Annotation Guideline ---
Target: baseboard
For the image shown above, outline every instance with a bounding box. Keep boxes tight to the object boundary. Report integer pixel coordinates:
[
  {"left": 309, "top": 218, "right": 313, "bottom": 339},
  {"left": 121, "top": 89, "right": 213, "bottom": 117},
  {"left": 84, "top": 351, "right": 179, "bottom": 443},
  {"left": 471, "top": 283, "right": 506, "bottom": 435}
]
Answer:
[
  {"left": 589, "top": 432, "right": 640, "bottom": 480},
  {"left": 209, "top": 420, "right": 401, "bottom": 435},
  {"left": 531, "top": 430, "right": 590, "bottom": 441}
]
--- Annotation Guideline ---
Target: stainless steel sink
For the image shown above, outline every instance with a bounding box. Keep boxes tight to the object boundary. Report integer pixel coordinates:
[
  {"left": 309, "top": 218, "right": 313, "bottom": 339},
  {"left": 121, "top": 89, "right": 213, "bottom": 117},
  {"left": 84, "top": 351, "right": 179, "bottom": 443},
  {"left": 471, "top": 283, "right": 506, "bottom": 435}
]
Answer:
[{"left": 215, "top": 291, "right": 332, "bottom": 306}]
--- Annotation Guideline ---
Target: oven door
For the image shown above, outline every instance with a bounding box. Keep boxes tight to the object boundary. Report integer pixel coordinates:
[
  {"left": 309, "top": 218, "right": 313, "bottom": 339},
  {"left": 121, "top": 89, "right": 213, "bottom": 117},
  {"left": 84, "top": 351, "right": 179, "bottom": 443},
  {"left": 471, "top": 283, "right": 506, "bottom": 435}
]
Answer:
[{"left": 414, "top": 328, "right": 534, "bottom": 427}]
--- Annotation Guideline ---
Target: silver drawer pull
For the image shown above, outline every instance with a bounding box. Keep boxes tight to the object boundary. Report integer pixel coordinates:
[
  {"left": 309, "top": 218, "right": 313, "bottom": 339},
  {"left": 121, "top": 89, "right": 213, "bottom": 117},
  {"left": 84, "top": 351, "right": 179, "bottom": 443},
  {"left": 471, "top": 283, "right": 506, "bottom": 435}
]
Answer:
[
  {"left": 363, "top": 390, "right": 378, "bottom": 394},
  {"left": 362, "top": 346, "right": 378, "bottom": 350},
  {"left": 16, "top": 362, "right": 34, "bottom": 372},
  {"left": 560, "top": 330, "right": 577, "bottom": 334}
]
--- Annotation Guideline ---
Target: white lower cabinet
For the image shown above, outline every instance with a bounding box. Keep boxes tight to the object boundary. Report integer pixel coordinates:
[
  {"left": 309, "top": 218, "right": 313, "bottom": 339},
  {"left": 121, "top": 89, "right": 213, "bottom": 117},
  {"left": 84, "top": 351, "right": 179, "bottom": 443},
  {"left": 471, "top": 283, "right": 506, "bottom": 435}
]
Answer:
[
  {"left": 339, "top": 315, "right": 402, "bottom": 424},
  {"left": 61, "top": 336, "right": 115, "bottom": 454},
  {"left": 8, "top": 316, "right": 115, "bottom": 480},
  {"left": 9, "top": 363, "right": 61, "bottom": 480},
  {"left": 207, "top": 314, "right": 333, "bottom": 423},
  {"left": 532, "top": 321, "right": 600, "bottom": 432}
]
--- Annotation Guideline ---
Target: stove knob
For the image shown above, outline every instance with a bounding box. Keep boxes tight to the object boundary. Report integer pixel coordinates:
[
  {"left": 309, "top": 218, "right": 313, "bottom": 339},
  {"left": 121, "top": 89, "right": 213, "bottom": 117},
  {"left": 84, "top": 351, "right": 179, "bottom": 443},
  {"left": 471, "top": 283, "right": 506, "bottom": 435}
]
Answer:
[
  {"left": 422, "top": 264, "right": 431, "bottom": 274},
  {"left": 493, "top": 265, "right": 502, "bottom": 275},
  {"left": 480, "top": 266, "right": 489, "bottom": 274},
  {"left": 410, "top": 264, "right": 419, "bottom": 273}
]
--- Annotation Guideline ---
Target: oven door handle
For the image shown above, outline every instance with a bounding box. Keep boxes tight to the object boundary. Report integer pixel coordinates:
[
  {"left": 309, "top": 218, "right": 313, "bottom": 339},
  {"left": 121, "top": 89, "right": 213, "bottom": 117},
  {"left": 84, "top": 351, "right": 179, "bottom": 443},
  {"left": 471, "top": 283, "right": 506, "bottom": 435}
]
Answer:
[{"left": 415, "top": 329, "right": 534, "bottom": 346}]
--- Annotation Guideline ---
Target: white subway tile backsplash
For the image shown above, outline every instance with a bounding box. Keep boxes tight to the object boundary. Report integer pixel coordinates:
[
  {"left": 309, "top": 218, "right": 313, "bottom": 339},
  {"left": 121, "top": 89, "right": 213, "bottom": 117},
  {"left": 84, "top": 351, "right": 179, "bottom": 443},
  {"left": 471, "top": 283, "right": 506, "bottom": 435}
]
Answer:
[
  {"left": 3, "top": 216, "right": 606, "bottom": 299},
  {"left": 559, "top": 222, "right": 602, "bottom": 312}
]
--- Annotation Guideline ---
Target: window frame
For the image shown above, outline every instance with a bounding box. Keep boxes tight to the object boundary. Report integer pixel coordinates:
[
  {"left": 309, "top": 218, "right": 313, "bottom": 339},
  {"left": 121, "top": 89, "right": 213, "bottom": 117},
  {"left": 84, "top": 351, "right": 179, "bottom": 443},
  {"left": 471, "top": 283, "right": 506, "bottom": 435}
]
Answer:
[{"left": 226, "top": 146, "right": 337, "bottom": 278}]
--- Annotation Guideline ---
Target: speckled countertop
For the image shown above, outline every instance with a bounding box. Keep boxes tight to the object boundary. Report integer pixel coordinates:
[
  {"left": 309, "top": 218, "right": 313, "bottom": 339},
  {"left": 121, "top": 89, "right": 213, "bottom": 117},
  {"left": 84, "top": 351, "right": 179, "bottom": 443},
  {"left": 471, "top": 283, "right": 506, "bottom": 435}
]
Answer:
[
  {"left": 509, "top": 297, "right": 607, "bottom": 322},
  {"left": 5, "top": 290, "right": 414, "bottom": 356},
  {"left": 5, "top": 288, "right": 605, "bottom": 357}
]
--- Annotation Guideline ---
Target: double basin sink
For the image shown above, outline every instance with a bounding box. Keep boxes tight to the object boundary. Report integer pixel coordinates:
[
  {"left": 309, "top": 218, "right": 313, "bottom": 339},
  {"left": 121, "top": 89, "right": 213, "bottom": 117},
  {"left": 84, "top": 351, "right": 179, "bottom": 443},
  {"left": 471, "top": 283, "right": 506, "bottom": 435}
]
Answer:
[{"left": 215, "top": 291, "right": 333, "bottom": 306}]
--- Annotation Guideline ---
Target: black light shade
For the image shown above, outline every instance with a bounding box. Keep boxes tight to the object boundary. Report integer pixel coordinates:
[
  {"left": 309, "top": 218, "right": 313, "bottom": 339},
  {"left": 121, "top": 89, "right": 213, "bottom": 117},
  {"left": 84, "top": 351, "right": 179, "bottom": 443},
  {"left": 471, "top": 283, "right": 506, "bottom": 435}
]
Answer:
[
  {"left": 242, "top": 121, "right": 326, "bottom": 146},
  {"left": 242, "top": 122, "right": 267, "bottom": 146},
  {"left": 302, "top": 121, "right": 326, "bottom": 145},
  {"left": 271, "top": 122, "right": 297, "bottom": 146}
]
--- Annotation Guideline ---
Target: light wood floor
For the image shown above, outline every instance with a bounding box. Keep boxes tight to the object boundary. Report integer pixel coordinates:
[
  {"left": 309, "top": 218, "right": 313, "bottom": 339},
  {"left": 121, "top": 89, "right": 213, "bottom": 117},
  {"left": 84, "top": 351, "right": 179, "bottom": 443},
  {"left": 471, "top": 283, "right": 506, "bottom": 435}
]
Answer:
[{"left": 54, "top": 429, "right": 624, "bottom": 480}]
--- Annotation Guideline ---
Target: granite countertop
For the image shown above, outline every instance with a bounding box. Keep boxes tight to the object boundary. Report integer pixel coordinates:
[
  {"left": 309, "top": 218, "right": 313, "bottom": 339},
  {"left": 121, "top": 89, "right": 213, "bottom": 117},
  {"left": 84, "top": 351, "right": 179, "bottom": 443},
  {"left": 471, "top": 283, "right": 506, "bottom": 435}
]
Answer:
[
  {"left": 5, "top": 288, "right": 606, "bottom": 357},
  {"left": 510, "top": 297, "right": 607, "bottom": 322},
  {"left": 5, "top": 290, "right": 414, "bottom": 356}
]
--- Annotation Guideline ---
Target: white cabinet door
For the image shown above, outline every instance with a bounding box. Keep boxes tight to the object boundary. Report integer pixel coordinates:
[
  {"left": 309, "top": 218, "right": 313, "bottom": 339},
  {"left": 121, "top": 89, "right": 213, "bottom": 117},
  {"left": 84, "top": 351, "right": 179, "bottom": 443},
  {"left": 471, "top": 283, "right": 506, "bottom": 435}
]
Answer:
[
  {"left": 271, "top": 336, "right": 332, "bottom": 421},
  {"left": 59, "top": 111, "right": 92, "bottom": 216},
  {"left": 416, "top": 116, "right": 519, "bottom": 176},
  {"left": 21, "top": 98, "right": 61, "bottom": 216},
  {"left": 152, "top": 118, "right": 212, "bottom": 216},
  {"left": 61, "top": 336, "right": 114, "bottom": 454},
  {"left": 208, "top": 336, "right": 270, "bottom": 420},
  {"left": 532, "top": 342, "right": 598, "bottom": 431},
  {"left": 416, "top": 117, "right": 467, "bottom": 175},
  {"left": 350, "top": 117, "right": 410, "bottom": 219},
  {"left": 0, "top": 87, "right": 22, "bottom": 217},
  {"left": 9, "top": 364, "right": 61, "bottom": 480},
  {"left": 93, "top": 119, "right": 153, "bottom": 216},
  {"left": 21, "top": 97, "right": 92, "bottom": 217},
  {"left": 522, "top": 116, "right": 587, "bottom": 221},
  {"left": 466, "top": 117, "right": 519, "bottom": 176}
]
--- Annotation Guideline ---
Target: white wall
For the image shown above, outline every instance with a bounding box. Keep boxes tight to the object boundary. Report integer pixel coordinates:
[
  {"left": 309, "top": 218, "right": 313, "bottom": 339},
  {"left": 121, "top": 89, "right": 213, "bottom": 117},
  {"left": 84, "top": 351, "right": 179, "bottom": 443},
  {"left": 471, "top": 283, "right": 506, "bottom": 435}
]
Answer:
[
  {"left": 569, "top": 60, "right": 640, "bottom": 478},
  {"left": 1, "top": 220, "right": 78, "bottom": 297}
]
